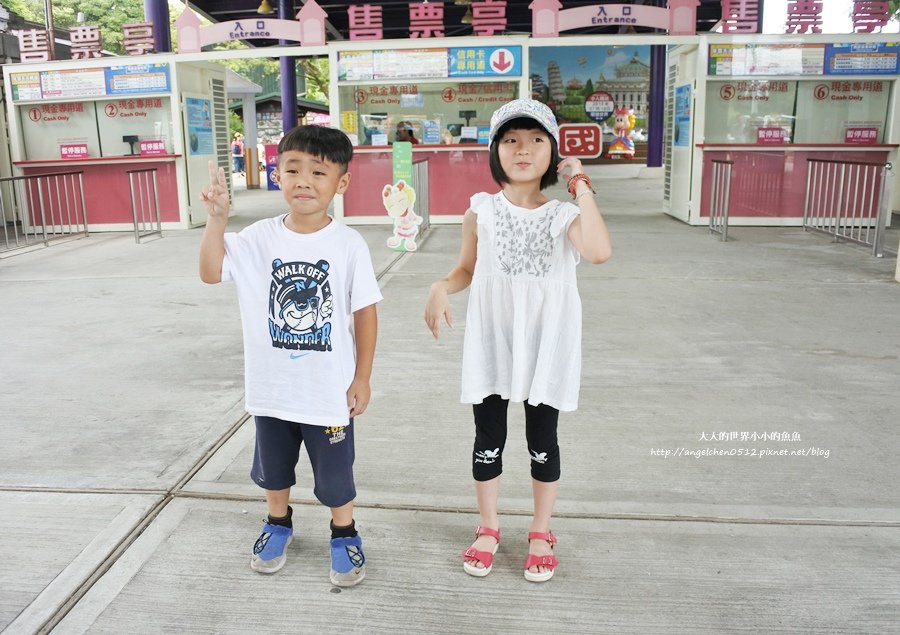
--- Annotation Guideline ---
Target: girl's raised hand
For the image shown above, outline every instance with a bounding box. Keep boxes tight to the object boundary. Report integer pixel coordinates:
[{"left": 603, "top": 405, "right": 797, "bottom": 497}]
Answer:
[
  {"left": 556, "top": 157, "right": 585, "bottom": 182},
  {"left": 424, "top": 283, "right": 453, "bottom": 340},
  {"left": 199, "top": 160, "right": 229, "bottom": 220}
]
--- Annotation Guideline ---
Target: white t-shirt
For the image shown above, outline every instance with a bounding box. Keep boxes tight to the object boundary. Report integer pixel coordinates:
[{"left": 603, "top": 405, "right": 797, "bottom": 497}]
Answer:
[
  {"left": 461, "top": 192, "right": 582, "bottom": 411},
  {"left": 222, "top": 216, "right": 382, "bottom": 426}
]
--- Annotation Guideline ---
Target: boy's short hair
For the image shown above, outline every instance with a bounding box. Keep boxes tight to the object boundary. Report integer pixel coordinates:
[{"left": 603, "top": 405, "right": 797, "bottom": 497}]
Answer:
[
  {"left": 489, "top": 117, "right": 560, "bottom": 190},
  {"left": 278, "top": 125, "right": 353, "bottom": 173}
]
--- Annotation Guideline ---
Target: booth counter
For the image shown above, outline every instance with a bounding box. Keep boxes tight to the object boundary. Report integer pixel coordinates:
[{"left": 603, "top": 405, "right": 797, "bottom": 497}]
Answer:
[
  {"left": 696, "top": 144, "right": 896, "bottom": 220},
  {"left": 14, "top": 155, "right": 181, "bottom": 224},
  {"left": 343, "top": 145, "right": 495, "bottom": 219}
]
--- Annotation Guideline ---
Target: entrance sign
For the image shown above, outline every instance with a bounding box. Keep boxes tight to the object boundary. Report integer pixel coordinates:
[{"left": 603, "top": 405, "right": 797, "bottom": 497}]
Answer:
[
  {"left": 176, "top": 0, "right": 327, "bottom": 53},
  {"left": 531, "top": 1, "right": 699, "bottom": 38}
]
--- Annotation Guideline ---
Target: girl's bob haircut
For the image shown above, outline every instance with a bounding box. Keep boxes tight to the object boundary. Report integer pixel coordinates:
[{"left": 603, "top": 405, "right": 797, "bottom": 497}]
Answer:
[{"left": 488, "top": 117, "right": 560, "bottom": 190}]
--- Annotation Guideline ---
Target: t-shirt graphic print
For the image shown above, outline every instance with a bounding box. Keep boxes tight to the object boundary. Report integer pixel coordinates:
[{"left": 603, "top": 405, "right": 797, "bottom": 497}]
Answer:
[{"left": 268, "top": 258, "right": 334, "bottom": 353}]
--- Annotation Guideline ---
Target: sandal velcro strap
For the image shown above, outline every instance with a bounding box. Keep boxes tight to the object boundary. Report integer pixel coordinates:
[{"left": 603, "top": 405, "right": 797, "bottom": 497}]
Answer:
[
  {"left": 474, "top": 526, "right": 501, "bottom": 541},
  {"left": 524, "top": 553, "right": 559, "bottom": 570},
  {"left": 527, "top": 531, "right": 557, "bottom": 546},
  {"left": 462, "top": 547, "right": 495, "bottom": 568}
]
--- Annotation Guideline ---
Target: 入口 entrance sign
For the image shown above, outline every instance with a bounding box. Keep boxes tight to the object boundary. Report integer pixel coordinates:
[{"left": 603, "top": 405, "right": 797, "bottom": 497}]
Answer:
[{"left": 175, "top": 0, "right": 327, "bottom": 53}]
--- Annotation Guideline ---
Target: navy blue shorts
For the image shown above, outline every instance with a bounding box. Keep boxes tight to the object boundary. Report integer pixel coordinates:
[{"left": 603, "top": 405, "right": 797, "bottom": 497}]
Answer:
[{"left": 250, "top": 416, "right": 356, "bottom": 508}]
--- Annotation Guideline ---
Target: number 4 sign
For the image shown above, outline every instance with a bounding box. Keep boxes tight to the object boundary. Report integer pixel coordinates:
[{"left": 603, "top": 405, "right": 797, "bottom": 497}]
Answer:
[{"left": 559, "top": 123, "right": 602, "bottom": 158}]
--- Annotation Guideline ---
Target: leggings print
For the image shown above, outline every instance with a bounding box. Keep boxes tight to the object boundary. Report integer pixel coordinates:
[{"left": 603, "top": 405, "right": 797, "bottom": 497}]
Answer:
[{"left": 472, "top": 394, "right": 560, "bottom": 482}]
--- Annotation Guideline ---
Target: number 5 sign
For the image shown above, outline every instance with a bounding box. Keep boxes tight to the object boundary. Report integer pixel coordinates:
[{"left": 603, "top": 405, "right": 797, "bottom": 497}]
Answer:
[{"left": 559, "top": 123, "right": 602, "bottom": 159}]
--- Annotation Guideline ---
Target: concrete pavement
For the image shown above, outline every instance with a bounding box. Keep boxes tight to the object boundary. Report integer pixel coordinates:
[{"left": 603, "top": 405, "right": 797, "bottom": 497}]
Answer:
[{"left": 1, "top": 169, "right": 899, "bottom": 634}]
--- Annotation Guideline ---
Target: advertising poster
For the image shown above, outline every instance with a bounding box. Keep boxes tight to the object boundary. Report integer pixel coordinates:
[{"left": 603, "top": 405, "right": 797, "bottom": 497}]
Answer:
[
  {"left": 41, "top": 68, "right": 107, "bottom": 99},
  {"left": 673, "top": 84, "right": 692, "bottom": 147},
  {"left": 185, "top": 97, "right": 214, "bottom": 155},
  {"left": 374, "top": 49, "right": 447, "bottom": 79},
  {"left": 530, "top": 45, "right": 651, "bottom": 150},
  {"left": 338, "top": 51, "right": 374, "bottom": 81},
  {"left": 708, "top": 44, "right": 825, "bottom": 76},
  {"left": 9, "top": 73, "right": 42, "bottom": 101}
]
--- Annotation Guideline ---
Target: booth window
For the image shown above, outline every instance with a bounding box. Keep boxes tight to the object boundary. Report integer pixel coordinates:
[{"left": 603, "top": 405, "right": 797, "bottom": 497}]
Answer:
[
  {"left": 338, "top": 81, "right": 517, "bottom": 146},
  {"left": 704, "top": 80, "right": 892, "bottom": 145},
  {"left": 18, "top": 96, "right": 174, "bottom": 160}
]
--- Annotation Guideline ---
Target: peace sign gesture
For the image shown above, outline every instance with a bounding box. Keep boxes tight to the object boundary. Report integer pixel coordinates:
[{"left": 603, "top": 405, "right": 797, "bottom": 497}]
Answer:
[{"left": 199, "top": 160, "right": 229, "bottom": 220}]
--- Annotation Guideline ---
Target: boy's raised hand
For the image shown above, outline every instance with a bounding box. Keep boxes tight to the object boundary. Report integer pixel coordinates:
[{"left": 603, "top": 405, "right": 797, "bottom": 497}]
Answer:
[{"left": 200, "top": 160, "right": 229, "bottom": 220}]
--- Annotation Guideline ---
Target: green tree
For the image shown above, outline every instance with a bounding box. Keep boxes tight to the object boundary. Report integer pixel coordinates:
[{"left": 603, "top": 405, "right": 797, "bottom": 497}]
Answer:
[
  {"left": 6, "top": 0, "right": 145, "bottom": 55},
  {"left": 229, "top": 110, "right": 244, "bottom": 136},
  {"left": 583, "top": 78, "right": 594, "bottom": 97}
]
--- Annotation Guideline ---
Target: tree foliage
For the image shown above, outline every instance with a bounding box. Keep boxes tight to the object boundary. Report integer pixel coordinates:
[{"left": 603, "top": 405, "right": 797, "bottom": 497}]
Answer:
[
  {"left": 6, "top": 0, "right": 328, "bottom": 101},
  {"left": 7, "top": 0, "right": 145, "bottom": 55}
]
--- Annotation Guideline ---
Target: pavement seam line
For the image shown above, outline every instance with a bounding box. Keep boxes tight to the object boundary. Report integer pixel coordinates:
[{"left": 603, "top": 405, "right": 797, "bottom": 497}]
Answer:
[
  {"left": 35, "top": 413, "right": 251, "bottom": 633},
  {"left": 168, "top": 492, "right": 900, "bottom": 528}
]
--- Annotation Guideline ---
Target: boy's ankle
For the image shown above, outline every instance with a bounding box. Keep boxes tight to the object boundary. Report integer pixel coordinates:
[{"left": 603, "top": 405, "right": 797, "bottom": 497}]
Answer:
[
  {"left": 267, "top": 505, "right": 293, "bottom": 529},
  {"left": 330, "top": 518, "right": 357, "bottom": 539}
]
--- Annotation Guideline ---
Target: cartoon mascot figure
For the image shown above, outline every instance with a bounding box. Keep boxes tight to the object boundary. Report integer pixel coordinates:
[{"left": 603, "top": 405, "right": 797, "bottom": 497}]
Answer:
[
  {"left": 606, "top": 107, "right": 636, "bottom": 159},
  {"left": 382, "top": 180, "right": 422, "bottom": 252}
]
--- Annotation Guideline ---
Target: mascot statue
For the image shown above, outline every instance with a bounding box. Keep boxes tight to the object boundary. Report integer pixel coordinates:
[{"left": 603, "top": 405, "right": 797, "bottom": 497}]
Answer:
[
  {"left": 606, "top": 107, "right": 636, "bottom": 159},
  {"left": 382, "top": 180, "right": 423, "bottom": 252}
]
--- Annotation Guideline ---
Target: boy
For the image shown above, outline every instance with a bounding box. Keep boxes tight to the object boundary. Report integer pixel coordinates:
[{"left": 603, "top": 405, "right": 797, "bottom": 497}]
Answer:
[{"left": 199, "top": 125, "right": 381, "bottom": 587}]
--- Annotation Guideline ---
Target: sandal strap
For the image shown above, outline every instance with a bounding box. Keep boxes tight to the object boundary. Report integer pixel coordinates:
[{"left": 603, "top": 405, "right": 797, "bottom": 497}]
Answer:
[
  {"left": 474, "top": 526, "right": 501, "bottom": 542},
  {"left": 527, "top": 531, "right": 557, "bottom": 546},
  {"left": 524, "top": 553, "right": 559, "bottom": 570},
  {"left": 462, "top": 547, "right": 495, "bottom": 568}
]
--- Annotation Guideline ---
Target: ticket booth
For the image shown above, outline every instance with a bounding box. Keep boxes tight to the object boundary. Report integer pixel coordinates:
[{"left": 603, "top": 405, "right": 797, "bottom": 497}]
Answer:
[
  {"left": 329, "top": 38, "right": 530, "bottom": 222},
  {"left": 665, "top": 36, "right": 900, "bottom": 226},
  {"left": 2, "top": 57, "right": 230, "bottom": 231}
]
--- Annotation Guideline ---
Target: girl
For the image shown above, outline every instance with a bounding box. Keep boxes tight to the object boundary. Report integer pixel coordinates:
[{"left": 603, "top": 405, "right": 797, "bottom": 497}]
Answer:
[{"left": 424, "top": 99, "right": 611, "bottom": 583}]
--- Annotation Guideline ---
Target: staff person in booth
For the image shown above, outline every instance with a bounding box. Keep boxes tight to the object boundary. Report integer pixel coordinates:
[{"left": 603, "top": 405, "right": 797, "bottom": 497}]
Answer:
[
  {"left": 424, "top": 99, "right": 612, "bottom": 583},
  {"left": 395, "top": 121, "right": 419, "bottom": 144}
]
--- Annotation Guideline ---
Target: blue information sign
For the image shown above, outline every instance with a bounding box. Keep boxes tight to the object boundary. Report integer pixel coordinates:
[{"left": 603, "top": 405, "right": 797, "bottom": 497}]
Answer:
[
  {"left": 449, "top": 46, "right": 521, "bottom": 77},
  {"left": 824, "top": 43, "right": 899, "bottom": 75},
  {"left": 105, "top": 63, "right": 171, "bottom": 95},
  {"left": 673, "top": 84, "right": 691, "bottom": 147}
]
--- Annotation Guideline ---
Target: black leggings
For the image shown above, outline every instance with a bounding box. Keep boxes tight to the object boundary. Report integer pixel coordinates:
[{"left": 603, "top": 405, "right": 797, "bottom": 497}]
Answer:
[{"left": 472, "top": 394, "right": 560, "bottom": 483}]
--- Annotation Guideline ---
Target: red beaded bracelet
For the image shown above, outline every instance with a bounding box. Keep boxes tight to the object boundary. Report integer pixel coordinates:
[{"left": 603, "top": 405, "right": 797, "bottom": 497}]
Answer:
[{"left": 567, "top": 173, "right": 594, "bottom": 199}]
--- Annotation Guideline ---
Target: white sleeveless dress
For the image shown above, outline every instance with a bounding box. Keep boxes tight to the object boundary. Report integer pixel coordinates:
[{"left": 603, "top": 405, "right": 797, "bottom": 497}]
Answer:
[{"left": 461, "top": 191, "right": 582, "bottom": 412}]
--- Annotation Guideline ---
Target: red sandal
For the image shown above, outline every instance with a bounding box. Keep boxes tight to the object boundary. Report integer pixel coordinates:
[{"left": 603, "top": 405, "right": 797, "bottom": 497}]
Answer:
[
  {"left": 524, "top": 531, "right": 558, "bottom": 582},
  {"left": 462, "top": 526, "right": 501, "bottom": 577}
]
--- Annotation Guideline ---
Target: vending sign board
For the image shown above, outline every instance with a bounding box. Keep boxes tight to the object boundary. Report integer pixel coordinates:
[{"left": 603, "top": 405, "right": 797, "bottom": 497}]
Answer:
[{"left": 824, "top": 43, "right": 899, "bottom": 75}]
